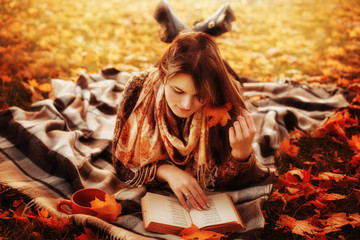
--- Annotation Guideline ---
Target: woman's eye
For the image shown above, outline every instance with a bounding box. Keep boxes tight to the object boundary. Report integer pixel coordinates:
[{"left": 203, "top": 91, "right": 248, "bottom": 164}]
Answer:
[{"left": 173, "top": 88, "right": 183, "bottom": 94}]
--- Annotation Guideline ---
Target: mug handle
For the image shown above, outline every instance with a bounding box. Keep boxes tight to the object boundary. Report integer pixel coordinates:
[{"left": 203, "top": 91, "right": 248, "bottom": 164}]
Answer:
[{"left": 57, "top": 200, "right": 73, "bottom": 214}]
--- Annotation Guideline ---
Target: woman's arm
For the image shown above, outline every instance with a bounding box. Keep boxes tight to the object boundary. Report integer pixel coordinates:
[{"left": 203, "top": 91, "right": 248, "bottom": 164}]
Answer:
[
  {"left": 156, "top": 164, "right": 210, "bottom": 212},
  {"left": 215, "top": 108, "right": 268, "bottom": 188}
]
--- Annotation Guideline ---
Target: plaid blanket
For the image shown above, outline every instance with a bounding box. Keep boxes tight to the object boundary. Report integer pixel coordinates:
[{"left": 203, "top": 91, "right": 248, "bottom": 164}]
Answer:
[{"left": 0, "top": 68, "right": 348, "bottom": 239}]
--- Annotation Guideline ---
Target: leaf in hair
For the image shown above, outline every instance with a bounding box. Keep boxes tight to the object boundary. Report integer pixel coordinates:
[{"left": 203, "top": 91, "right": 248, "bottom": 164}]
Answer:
[{"left": 203, "top": 103, "right": 232, "bottom": 127}]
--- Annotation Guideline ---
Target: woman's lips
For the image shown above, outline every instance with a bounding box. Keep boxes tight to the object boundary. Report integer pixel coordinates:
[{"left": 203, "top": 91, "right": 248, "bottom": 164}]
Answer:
[{"left": 178, "top": 106, "right": 190, "bottom": 113}]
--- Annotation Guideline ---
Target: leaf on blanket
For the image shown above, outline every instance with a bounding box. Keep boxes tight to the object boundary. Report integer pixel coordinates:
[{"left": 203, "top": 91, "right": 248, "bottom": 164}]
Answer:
[
  {"left": 179, "top": 224, "right": 226, "bottom": 240},
  {"left": 203, "top": 103, "right": 232, "bottom": 127},
  {"left": 90, "top": 193, "right": 122, "bottom": 222}
]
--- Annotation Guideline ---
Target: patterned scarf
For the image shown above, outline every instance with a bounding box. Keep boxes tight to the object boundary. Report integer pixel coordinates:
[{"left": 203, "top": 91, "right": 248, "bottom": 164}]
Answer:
[{"left": 113, "top": 69, "right": 217, "bottom": 189}]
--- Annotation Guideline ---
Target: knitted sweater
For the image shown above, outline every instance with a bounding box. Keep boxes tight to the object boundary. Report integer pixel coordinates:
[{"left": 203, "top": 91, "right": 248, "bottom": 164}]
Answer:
[{"left": 112, "top": 69, "right": 267, "bottom": 190}]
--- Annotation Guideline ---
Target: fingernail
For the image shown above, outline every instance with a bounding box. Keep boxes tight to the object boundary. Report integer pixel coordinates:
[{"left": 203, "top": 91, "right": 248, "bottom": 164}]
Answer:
[
  {"left": 207, "top": 203, "right": 211, "bottom": 208},
  {"left": 202, "top": 205, "right": 208, "bottom": 209},
  {"left": 197, "top": 207, "right": 202, "bottom": 211}
]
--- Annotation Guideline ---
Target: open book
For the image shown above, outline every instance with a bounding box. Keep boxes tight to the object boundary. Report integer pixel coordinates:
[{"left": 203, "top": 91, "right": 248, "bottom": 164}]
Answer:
[{"left": 141, "top": 192, "right": 245, "bottom": 235}]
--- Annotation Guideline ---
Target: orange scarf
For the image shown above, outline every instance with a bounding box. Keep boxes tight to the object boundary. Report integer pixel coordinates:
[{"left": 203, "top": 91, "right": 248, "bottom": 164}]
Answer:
[{"left": 113, "top": 69, "right": 217, "bottom": 189}]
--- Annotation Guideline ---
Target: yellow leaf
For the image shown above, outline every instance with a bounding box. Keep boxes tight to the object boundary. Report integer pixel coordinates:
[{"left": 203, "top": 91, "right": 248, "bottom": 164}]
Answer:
[
  {"left": 90, "top": 193, "right": 122, "bottom": 222},
  {"left": 29, "top": 79, "right": 39, "bottom": 88},
  {"left": 203, "top": 103, "right": 232, "bottom": 127},
  {"left": 38, "top": 83, "right": 52, "bottom": 92},
  {"left": 1, "top": 75, "right": 12, "bottom": 83},
  {"left": 179, "top": 224, "right": 225, "bottom": 240}
]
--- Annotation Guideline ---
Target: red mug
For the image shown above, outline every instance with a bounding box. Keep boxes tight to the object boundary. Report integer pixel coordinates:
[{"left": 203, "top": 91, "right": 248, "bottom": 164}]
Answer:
[{"left": 57, "top": 188, "right": 106, "bottom": 216}]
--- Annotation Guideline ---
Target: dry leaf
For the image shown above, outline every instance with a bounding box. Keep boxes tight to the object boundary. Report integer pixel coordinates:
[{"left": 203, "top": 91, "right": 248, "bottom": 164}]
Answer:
[
  {"left": 179, "top": 224, "right": 226, "bottom": 240},
  {"left": 1, "top": 75, "right": 12, "bottom": 83},
  {"left": 90, "top": 193, "right": 122, "bottom": 222},
  {"left": 348, "top": 135, "right": 360, "bottom": 151},
  {"left": 38, "top": 83, "right": 52, "bottom": 92},
  {"left": 279, "top": 138, "right": 299, "bottom": 157},
  {"left": 75, "top": 228, "right": 98, "bottom": 240},
  {"left": 318, "top": 193, "right": 347, "bottom": 201},
  {"left": 276, "top": 215, "right": 322, "bottom": 236},
  {"left": 203, "top": 103, "right": 232, "bottom": 127}
]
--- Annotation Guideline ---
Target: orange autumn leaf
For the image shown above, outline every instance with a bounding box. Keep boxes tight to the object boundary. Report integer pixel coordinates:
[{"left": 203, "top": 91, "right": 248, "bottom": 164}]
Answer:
[
  {"left": 38, "top": 208, "right": 49, "bottom": 218},
  {"left": 313, "top": 172, "right": 345, "bottom": 182},
  {"left": 37, "top": 208, "right": 71, "bottom": 230},
  {"left": 350, "top": 153, "right": 360, "bottom": 167},
  {"left": 0, "top": 102, "right": 9, "bottom": 111},
  {"left": 75, "top": 228, "right": 98, "bottom": 240},
  {"left": 203, "top": 103, "right": 232, "bottom": 127},
  {"left": 0, "top": 209, "right": 11, "bottom": 219},
  {"left": 275, "top": 215, "right": 322, "bottom": 236},
  {"left": 38, "top": 83, "right": 52, "bottom": 92},
  {"left": 90, "top": 192, "right": 122, "bottom": 222},
  {"left": 29, "top": 78, "right": 39, "bottom": 88},
  {"left": 318, "top": 193, "right": 347, "bottom": 201},
  {"left": 179, "top": 224, "right": 226, "bottom": 240},
  {"left": 1, "top": 75, "right": 12, "bottom": 83},
  {"left": 279, "top": 138, "right": 299, "bottom": 157},
  {"left": 269, "top": 189, "right": 287, "bottom": 210},
  {"left": 319, "top": 212, "right": 354, "bottom": 234},
  {"left": 348, "top": 135, "right": 360, "bottom": 151}
]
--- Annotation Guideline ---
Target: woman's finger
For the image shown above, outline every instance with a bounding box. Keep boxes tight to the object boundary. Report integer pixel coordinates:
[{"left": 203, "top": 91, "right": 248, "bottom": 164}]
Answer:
[
  {"left": 185, "top": 192, "right": 202, "bottom": 211},
  {"left": 233, "top": 120, "right": 242, "bottom": 139},
  {"left": 241, "top": 109, "right": 256, "bottom": 135},
  {"left": 229, "top": 126, "right": 236, "bottom": 145},
  {"left": 175, "top": 190, "right": 191, "bottom": 211},
  {"left": 237, "top": 115, "right": 249, "bottom": 138},
  {"left": 192, "top": 184, "right": 210, "bottom": 209}
]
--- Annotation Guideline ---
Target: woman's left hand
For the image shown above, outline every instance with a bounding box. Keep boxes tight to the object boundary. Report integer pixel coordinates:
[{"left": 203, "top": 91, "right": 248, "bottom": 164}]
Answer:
[{"left": 228, "top": 108, "right": 256, "bottom": 161}]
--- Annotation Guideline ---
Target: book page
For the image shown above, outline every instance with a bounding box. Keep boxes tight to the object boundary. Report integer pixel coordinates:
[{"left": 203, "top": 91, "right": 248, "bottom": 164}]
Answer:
[
  {"left": 146, "top": 192, "right": 192, "bottom": 229},
  {"left": 189, "top": 193, "right": 240, "bottom": 229}
]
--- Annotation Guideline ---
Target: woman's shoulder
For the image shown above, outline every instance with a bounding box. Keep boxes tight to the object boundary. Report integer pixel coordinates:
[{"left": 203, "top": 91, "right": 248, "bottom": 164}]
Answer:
[
  {"left": 120, "top": 68, "right": 158, "bottom": 108},
  {"left": 128, "top": 67, "right": 157, "bottom": 85}
]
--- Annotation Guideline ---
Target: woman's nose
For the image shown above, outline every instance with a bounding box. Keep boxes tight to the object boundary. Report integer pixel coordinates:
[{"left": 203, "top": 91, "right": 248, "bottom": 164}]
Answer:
[{"left": 181, "top": 96, "right": 192, "bottom": 110}]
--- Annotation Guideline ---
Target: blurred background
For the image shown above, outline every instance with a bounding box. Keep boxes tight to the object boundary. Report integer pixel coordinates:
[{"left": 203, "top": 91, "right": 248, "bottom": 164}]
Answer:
[{"left": 1, "top": 0, "right": 360, "bottom": 108}]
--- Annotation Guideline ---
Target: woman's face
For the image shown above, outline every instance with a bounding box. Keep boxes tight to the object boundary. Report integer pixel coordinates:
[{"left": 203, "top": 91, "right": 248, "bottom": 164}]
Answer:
[{"left": 164, "top": 73, "right": 205, "bottom": 118}]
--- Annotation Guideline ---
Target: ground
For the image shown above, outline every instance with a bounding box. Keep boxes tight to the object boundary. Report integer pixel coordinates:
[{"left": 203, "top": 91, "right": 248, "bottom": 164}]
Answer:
[{"left": 1, "top": 0, "right": 360, "bottom": 239}]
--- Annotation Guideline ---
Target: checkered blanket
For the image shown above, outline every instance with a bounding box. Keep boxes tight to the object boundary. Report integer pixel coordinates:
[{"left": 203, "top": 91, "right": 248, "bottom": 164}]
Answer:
[{"left": 0, "top": 68, "right": 348, "bottom": 239}]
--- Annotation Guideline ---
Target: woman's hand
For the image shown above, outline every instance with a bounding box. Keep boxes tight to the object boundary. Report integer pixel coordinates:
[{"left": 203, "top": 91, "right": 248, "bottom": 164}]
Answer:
[
  {"left": 228, "top": 108, "right": 256, "bottom": 161},
  {"left": 156, "top": 164, "right": 210, "bottom": 212}
]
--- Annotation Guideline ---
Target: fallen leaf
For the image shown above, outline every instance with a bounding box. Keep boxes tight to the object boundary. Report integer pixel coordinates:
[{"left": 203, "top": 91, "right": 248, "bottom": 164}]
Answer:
[
  {"left": 0, "top": 210, "right": 10, "bottom": 219},
  {"left": 313, "top": 172, "right": 345, "bottom": 182},
  {"left": 276, "top": 215, "right": 322, "bottom": 236},
  {"left": 1, "top": 75, "right": 12, "bottom": 83},
  {"left": 38, "top": 83, "right": 52, "bottom": 92},
  {"left": 179, "top": 224, "right": 226, "bottom": 240},
  {"left": 279, "top": 138, "right": 299, "bottom": 157},
  {"left": 29, "top": 78, "right": 39, "bottom": 88},
  {"left": 320, "top": 212, "right": 351, "bottom": 233},
  {"left": 75, "top": 228, "right": 98, "bottom": 240},
  {"left": 318, "top": 193, "right": 347, "bottom": 201},
  {"left": 90, "top": 192, "right": 122, "bottom": 222},
  {"left": 37, "top": 208, "right": 71, "bottom": 230},
  {"left": 348, "top": 135, "right": 360, "bottom": 151}
]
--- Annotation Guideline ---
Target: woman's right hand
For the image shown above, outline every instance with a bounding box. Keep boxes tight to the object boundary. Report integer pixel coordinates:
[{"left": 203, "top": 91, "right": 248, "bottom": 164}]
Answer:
[{"left": 156, "top": 164, "right": 210, "bottom": 212}]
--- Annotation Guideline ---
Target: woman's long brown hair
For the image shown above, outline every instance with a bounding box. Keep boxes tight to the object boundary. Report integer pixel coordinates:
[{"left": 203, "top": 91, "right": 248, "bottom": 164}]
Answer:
[{"left": 156, "top": 30, "right": 247, "bottom": 163}]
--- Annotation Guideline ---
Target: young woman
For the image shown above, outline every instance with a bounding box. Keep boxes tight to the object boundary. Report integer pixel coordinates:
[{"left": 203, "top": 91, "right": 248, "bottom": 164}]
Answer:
[{"left": 112, "top": 31, "right": 268, "bottom": 212}]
